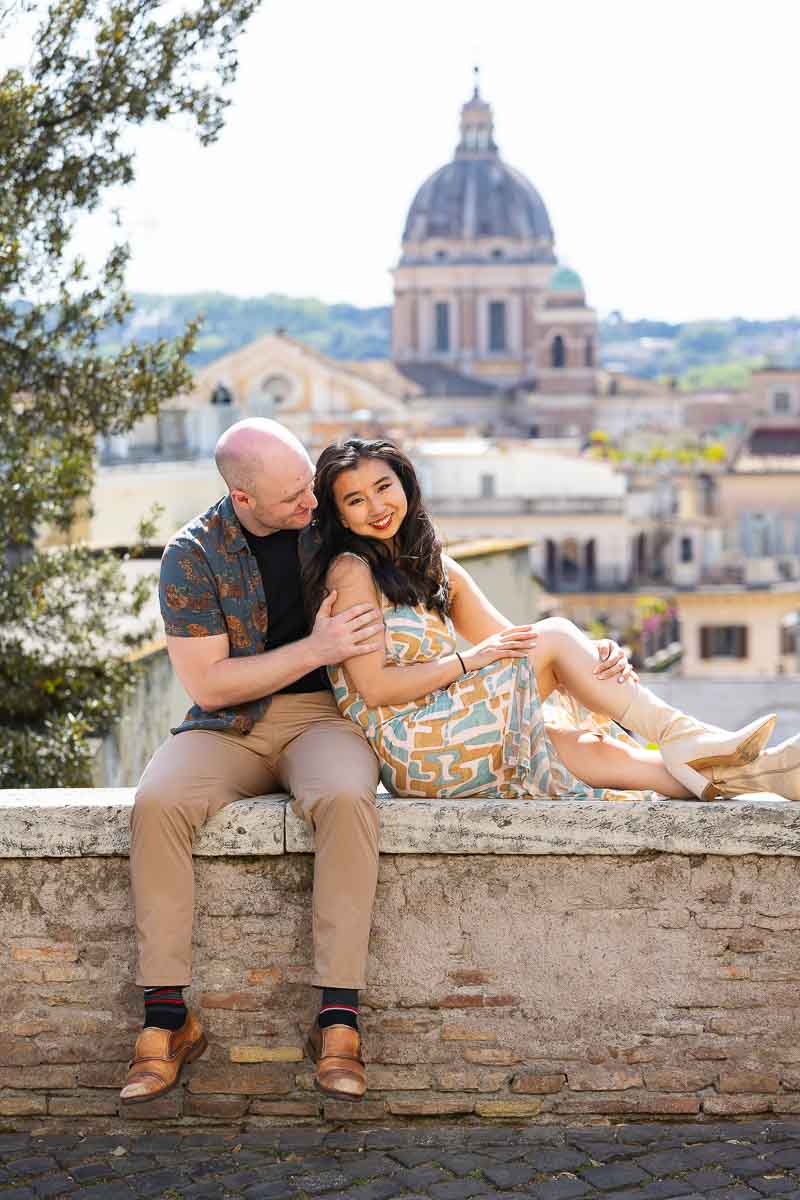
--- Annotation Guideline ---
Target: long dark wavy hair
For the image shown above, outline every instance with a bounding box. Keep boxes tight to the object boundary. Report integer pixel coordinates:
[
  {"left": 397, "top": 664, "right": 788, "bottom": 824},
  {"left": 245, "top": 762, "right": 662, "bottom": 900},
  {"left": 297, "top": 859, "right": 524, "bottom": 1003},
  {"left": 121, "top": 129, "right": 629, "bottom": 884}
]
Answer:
[{"left": 303, "top": 438, "right": 450, "bottom": 621}]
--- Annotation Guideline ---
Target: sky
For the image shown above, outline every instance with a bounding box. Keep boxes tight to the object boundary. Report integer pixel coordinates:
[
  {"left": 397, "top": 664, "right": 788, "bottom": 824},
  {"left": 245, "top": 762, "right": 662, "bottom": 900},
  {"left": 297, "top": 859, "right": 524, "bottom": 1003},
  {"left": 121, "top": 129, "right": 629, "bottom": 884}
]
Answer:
[{"left": 7, "top": 0, "right": 800, "bottom": 321}]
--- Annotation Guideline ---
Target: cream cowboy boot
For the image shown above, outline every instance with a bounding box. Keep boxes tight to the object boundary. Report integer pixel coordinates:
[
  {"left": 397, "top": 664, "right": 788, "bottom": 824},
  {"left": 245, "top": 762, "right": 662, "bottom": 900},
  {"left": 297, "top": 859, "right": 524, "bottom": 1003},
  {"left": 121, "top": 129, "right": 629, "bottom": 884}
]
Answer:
[
  {"left": 618, "top": 686, "right": 776, "bottom": 800},
  {"left": 697, "top": 732, "right": 800, "bottom": 801}
]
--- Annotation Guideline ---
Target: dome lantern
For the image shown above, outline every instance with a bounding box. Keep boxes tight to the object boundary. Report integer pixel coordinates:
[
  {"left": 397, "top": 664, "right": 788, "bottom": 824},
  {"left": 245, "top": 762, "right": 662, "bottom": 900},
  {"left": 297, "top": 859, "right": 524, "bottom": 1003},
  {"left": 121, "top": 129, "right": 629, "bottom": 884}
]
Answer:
[{"left": 456, "top": 67, "right": 497, "bottom": 157}]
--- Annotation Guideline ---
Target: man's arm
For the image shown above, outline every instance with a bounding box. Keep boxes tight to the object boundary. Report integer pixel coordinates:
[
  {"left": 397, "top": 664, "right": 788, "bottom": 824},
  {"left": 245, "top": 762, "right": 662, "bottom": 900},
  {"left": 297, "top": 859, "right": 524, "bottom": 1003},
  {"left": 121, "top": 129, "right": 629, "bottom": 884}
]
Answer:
[
  {"left": 164, "top": 590, "right": 381, "bottom": 710},
  {"left": 159, "top": 537, "right": 383, "bottom": 711},
  {"left": 167, "top": 591, "right": 383, "bottom": 711}
]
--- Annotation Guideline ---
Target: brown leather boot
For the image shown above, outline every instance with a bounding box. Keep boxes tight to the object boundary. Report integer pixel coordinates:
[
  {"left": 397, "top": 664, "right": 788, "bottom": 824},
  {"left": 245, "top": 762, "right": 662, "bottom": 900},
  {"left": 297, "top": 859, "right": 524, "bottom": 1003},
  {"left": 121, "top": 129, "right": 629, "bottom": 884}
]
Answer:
[
  {"left": 305, "top": 1019, "right": 366, "bottom": 1102},
  {"left": 120, "top": 1010, "right": 207, "bottom": 1104}
]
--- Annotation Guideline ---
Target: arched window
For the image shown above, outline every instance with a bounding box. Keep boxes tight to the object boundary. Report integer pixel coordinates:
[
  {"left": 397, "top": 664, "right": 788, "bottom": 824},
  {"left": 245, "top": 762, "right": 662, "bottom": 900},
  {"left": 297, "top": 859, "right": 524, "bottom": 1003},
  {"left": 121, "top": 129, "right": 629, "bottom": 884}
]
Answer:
[
  {"left": 211, "top": 382, "right": 233, "bottom": 406},
  {"left": 551, "top": 334, "right": 566, "bottom": 368},
  {"left": 584, "top": 337, "right": 594, "bottom": 367}
]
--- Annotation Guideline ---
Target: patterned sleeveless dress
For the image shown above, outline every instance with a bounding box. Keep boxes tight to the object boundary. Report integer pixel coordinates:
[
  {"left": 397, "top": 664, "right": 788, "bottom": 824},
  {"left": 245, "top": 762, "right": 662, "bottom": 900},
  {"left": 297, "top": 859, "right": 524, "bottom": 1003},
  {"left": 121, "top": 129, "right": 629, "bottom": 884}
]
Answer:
[{"left": 328, "top": 569, "right": 645, "bottom": 802}]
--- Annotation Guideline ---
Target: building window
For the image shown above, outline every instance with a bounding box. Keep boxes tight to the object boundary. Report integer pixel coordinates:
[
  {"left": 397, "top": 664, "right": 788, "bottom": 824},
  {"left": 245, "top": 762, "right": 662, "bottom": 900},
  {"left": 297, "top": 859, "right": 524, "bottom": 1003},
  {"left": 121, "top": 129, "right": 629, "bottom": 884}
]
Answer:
[
  {"left": 680, "top": 536, "right": 693, "bottom": 563},
  {"left": 551, "top": 334, "right": 566, "bottom": 368},
  {"left": 434, "top": 302, "right": 450, "bottom": 352},
  {"left": 434, "top": 249, "right": 448, "bottom": 261},
  {"left": 781, "top": 618, "right": 798, "bottom": 657},
  {"left": 211, "top": 382, "right": 233, "bottom": 406},
  {"left": 491, "top": 247, "right": 504, "bottom": 259},
  {"left": 699, "top": 625, "right": 748, "bottom": 659},
  {"left": 773, "top": 390, "right": 792, "bottom": 413},
  {"left": 584, "top": 337, "right": 594, "bottom": 367},
  {"left": 489, "top": 301, "right": 506, "bottom": 352},
  {"left": 480, "top": 473, "right": 496, "bottom": 498}
]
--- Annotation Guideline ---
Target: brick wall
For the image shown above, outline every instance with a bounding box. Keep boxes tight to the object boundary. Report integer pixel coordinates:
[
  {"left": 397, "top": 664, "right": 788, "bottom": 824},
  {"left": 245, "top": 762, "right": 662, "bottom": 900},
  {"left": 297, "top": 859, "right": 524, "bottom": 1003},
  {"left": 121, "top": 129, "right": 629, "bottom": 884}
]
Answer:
[{"left": 2, "top": 828, "right": 800, "bottom": 1126}]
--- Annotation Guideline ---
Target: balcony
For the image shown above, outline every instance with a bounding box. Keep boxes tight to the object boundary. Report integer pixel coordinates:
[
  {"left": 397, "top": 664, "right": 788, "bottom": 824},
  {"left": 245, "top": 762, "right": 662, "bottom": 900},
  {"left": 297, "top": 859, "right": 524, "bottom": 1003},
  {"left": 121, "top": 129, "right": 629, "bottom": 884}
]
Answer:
[
  {"left": 427, "top": 495, "right": 625, "bottom": 517},
  {"left": 543, "top": 567, "right": 635, "bottom": 594},
  {"left": 98, "top": 406, "right": 242, "bottom": 465}
]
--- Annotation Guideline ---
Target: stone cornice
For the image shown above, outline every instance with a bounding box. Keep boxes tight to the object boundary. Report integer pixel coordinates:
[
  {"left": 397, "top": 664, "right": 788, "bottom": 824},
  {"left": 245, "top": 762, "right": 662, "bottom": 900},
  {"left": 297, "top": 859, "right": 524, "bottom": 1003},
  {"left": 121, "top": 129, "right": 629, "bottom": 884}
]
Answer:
[{"left": 1, "top": 790, "right": 799, "bottom": 858}]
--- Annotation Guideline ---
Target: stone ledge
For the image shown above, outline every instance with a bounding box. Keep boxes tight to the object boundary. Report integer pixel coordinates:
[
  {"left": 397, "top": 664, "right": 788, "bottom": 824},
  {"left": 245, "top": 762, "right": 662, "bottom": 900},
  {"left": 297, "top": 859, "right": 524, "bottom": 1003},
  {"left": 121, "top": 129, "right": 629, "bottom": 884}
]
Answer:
[
  {"left": 286, "top": 795, "right": 800, "bottom": 855},
  {"left": 1, "top": 788, "right": 799, "bottom": 858},
  {"left": 0, "top": 789, "right": 285, "bottom": 857}
]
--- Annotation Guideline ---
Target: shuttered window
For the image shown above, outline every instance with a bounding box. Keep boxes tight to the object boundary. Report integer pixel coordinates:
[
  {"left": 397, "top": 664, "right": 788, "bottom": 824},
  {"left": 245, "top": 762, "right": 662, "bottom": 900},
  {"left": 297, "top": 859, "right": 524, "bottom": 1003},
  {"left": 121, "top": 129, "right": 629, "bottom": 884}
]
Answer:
[{"left": 699, "top": 625, "right": 748, "bottom": 659}]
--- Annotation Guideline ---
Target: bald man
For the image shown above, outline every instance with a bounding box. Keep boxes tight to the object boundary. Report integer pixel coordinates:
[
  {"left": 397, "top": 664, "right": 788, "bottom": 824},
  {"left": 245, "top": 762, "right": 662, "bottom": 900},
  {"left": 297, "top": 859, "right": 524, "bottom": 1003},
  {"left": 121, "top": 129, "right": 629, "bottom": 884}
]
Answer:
[{"left": 121, "top": 420, "right": 382, "bottom": 1105}]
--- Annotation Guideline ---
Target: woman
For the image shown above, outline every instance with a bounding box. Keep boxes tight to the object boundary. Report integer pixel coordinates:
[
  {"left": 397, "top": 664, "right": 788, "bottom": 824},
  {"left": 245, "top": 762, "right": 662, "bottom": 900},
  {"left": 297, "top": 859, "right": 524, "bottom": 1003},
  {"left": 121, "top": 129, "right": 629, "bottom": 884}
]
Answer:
[{"left": 303, "top": 437, "right": 800, "bottom": 804}]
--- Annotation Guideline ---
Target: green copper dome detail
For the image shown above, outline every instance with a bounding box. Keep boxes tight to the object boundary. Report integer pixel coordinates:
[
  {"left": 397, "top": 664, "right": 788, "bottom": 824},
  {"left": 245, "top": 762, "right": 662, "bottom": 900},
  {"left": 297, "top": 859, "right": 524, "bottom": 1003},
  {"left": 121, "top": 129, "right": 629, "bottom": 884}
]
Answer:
[{"left": 550, "top": 266, "right": 584, "bottom": 292}]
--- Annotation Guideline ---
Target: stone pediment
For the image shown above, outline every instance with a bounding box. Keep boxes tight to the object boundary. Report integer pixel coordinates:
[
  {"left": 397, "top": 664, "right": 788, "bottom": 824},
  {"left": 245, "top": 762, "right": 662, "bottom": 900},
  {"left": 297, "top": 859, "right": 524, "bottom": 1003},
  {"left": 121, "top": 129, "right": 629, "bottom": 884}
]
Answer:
[{"left": 183, "top": 332, "right": 408, "bottom": 422}]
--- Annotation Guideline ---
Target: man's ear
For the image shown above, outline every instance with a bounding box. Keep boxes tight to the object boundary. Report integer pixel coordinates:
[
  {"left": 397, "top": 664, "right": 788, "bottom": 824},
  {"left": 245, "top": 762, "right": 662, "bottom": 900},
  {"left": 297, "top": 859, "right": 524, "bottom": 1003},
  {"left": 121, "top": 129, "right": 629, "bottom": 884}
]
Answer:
[{"left": 230, "top": 486, "right": 249, "bottom": 508}]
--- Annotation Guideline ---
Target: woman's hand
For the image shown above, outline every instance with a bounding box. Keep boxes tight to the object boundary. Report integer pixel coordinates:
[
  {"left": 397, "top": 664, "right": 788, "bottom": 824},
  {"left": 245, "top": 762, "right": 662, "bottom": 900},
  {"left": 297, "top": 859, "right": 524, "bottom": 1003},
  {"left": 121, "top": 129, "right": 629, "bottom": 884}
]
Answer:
[
  {"left": 593, "top": 638, "right": 638, "bottom": 683},
  {"left": 460, "top": 624, "right": 538, "bottom": 672}
]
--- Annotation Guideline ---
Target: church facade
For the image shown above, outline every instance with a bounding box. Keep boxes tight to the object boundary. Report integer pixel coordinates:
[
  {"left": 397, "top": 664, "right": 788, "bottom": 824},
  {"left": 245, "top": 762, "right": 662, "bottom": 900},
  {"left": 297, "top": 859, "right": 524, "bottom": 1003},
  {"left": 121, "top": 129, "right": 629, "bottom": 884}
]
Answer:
[{"left": 389, "top": 78, "right": 599, "bottom": 438}]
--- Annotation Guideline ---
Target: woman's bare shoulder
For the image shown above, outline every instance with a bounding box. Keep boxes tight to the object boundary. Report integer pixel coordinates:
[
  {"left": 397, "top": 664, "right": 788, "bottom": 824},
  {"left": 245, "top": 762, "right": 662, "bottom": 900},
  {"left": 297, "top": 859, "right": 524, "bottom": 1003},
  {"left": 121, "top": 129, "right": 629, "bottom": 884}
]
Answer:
[
  {"left": 326, "top": 551, "right": 376, "bottom": 590},
  {"left": 441, "top": 552, "right": 469, "bottom": 592}
]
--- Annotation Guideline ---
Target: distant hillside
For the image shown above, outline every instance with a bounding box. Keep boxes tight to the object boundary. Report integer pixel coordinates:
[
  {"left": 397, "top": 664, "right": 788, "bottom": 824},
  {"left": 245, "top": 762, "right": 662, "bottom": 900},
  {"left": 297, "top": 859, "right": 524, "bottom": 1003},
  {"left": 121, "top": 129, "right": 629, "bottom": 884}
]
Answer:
[
  {"left": 600, "top": 312, "right": 800, "bottom": 389},
  {"left": 109, "top": 293, "right": 391, "bottom": 366},
  {"left": 104, "top": 293, "right": 800, "bottom": 387}
]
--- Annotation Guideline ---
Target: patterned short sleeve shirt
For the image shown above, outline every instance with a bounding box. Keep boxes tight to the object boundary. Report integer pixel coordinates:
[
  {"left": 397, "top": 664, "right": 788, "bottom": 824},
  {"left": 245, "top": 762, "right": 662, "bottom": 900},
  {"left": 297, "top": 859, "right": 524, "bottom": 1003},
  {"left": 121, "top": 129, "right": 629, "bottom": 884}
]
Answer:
[{"left": 159, "top": 494, "right": 273, "bottom": 735}]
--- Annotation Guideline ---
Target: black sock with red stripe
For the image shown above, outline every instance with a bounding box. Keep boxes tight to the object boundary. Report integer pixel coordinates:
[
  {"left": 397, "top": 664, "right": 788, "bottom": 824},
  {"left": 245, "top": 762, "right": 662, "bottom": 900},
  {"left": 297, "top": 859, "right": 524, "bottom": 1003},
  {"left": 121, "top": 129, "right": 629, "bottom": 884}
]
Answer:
[
  {"left": 143, "top": 986, "right": 187, "bottom": 1031},
  {"left": 319, "top": 987, "right": 359, "bottom": 1031}
]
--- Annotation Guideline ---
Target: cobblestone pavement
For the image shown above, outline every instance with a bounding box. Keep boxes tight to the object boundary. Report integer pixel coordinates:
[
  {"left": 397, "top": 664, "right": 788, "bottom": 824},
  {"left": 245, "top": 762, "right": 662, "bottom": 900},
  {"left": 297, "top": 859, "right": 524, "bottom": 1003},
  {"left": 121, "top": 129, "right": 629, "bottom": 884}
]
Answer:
[{"left": 4, "top": 1121, "right": 800, "bottom": 1200}]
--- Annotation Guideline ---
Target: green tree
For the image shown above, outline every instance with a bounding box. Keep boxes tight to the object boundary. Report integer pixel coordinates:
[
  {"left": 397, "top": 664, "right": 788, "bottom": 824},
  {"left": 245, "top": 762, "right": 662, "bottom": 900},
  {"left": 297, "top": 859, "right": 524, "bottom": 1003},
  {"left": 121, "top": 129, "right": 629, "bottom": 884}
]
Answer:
[
  {"left": 677, "top": 322, "right": 731, "bottom": 357},
  {"left": 677, "top": 358, "right": 763, "bottom": 393},
  {"left": 0, "top": 0, "right": 259, "bottom": 786}
]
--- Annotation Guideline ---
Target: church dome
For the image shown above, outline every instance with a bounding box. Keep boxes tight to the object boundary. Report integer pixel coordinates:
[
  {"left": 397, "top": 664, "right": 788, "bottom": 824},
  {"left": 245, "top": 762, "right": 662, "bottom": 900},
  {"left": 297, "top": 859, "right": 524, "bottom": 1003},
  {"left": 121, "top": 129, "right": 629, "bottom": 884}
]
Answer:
[
  {"left": 402, "top": 78, "right": 555, "bottom": 253},
  {"left": 550, "top": 266, "right": 584, "bottom": 292}
]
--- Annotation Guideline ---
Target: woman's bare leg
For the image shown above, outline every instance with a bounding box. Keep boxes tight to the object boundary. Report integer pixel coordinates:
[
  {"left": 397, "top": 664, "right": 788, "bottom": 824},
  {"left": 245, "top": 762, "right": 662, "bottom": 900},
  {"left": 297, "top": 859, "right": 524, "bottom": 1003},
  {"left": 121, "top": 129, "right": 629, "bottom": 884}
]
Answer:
[
  {"left": 546, "top": 726, "right": 692, "bottom": 798},
  {"left": 532, "top": 617, "right": 642, "bottom": 717},
  {"left": 530, "top": 616, "right": 695, "bottom": 795},
  {"left": 529, "top": 616, "right": 777, "bottom": 800}
]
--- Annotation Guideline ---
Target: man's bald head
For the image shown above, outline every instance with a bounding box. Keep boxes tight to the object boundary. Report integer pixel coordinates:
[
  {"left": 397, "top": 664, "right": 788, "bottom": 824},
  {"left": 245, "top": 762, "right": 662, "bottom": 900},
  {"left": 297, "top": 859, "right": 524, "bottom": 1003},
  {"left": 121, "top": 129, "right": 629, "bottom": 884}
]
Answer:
[
  {"left": 215, "top": 418, "right": 307, "bottom": 493},
  {"left": 214, "top": 418, "right": 317, "bottom": 536}
]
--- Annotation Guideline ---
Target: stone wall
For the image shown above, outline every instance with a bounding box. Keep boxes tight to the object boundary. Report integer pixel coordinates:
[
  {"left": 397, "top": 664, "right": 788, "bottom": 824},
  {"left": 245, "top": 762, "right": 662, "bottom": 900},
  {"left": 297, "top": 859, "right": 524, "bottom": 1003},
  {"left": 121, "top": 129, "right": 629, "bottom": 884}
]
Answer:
[
  {"left": 91, "top": 646, "right": 192, "bottom": 788},
  {"left": 2, "top": 791, "right": 800, "bottom": 1127}
]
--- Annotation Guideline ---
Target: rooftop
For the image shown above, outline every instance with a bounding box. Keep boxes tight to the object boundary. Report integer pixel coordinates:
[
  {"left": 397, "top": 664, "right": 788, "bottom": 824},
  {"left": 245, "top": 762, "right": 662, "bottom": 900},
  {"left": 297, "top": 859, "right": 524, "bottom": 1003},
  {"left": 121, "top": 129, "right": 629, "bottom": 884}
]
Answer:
[{"left": 395, "top": 362, "right": 500, "bottom": 397}]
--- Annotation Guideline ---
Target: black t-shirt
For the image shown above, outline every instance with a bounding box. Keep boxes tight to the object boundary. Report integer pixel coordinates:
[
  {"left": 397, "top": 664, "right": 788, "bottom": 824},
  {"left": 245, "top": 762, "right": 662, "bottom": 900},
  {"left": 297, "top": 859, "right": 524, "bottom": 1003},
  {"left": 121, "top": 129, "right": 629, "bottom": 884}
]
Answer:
[{"left": 243, "top": 527, "right": 330, "bottom": 695}]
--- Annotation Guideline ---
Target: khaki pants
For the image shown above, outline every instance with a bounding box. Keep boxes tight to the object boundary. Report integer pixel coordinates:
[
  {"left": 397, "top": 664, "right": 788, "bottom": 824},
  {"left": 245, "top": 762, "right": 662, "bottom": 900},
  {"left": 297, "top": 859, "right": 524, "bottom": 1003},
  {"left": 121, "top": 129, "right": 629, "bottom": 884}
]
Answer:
[{"left": 130, "top": 692, "right": 380, "bottom": 989}]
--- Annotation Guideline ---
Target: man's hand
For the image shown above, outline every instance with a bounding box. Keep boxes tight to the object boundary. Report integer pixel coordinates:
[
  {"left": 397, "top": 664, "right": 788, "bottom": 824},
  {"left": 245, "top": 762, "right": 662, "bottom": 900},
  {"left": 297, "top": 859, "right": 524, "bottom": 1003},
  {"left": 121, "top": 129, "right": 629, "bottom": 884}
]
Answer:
[
  {"left": 593, "top": 638, "right": 638, "bottom": 684},
  {"left": 309, "top": 590, "right": 385, "bottom": 666}
]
